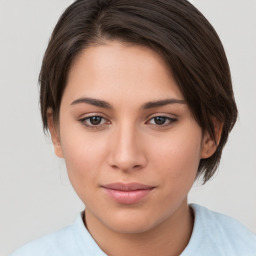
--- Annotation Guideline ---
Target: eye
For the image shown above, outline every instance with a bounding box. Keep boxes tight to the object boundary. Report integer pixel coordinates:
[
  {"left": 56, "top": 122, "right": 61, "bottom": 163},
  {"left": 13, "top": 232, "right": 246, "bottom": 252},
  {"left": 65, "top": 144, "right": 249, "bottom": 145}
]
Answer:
[
  {"left": 79, "top": 115, "right": 109, "bottom": 128},
  {"left": 88, "top": 116, "right": 103, "bottom": 125},
  {"left": 147, "top": 116, "right": 177, "bottom": 126}
]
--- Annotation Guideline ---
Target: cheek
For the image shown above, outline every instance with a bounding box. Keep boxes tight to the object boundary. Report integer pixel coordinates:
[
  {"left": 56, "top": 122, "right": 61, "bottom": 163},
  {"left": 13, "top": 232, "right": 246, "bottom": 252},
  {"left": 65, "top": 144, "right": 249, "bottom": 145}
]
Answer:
[
  {"left": 149, "top": 126, "right": 202, "bottom": 189},
  {"left": 153, "top": 134, "right": 201, "bottom": 171},
  {"left": 59, "top": 129, "right": 107, "bottom": 192}
]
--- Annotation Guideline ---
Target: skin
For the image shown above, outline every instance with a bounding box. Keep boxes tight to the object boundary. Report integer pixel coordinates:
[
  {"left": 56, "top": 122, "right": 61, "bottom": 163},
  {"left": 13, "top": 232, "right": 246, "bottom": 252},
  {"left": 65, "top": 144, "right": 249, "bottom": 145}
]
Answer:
[{"left": 48, "top": 41, "right": 218, "bottom": 256}]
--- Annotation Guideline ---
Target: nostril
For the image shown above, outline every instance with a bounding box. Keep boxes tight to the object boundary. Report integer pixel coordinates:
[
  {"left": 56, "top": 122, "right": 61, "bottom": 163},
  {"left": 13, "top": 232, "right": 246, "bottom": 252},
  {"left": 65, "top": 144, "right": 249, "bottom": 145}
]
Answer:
[
  {"left": 111, "top": 165, "right": 119, "bottom": 169},
  {"left": 110, "top": 163, "right": 142, "bottom": 171}
]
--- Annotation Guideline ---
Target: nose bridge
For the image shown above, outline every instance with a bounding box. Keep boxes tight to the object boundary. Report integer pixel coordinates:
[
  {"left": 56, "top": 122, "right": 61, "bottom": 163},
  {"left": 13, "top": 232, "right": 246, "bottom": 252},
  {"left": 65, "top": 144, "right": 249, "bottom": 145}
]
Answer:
[{"left": 108, "top": 121, "right": 146, "bottom": 171}]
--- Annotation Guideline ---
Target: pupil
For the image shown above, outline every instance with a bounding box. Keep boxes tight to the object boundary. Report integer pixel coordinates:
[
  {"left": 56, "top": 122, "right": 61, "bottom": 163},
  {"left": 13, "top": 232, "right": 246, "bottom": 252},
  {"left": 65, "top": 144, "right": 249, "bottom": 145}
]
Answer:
[
  {"left": 154, "top": 116, "right": 166, "bottom": 125},
  {"left": 90, "top": 116, "right": 102, "bottom": 125}
]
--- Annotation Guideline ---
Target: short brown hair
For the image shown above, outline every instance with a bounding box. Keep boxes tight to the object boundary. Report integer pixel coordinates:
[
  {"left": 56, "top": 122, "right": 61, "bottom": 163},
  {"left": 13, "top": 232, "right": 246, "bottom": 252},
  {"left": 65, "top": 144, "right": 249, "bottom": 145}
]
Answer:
[{"left": 39, "top": 0, "right": 237, "bottom": 183}]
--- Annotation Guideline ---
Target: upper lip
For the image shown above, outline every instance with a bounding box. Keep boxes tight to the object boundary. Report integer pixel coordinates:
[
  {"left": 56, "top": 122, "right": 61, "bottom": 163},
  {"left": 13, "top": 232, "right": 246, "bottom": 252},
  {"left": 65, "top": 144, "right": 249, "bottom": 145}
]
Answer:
[{"left": 102, "top": 182, "right": 155, "bottom": 191}]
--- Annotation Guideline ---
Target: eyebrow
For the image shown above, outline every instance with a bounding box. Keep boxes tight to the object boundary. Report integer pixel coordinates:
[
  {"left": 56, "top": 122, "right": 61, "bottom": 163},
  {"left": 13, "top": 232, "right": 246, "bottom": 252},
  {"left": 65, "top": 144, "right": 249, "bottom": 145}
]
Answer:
[
  {"left": 71, "top": 97, "right": 112, "bottom": 109},
  {"left": 142, "top": 98, "right": 186, "bottom": 109},
  {"left": 70, "top": 97, "right": 185, "bottom": 109}
]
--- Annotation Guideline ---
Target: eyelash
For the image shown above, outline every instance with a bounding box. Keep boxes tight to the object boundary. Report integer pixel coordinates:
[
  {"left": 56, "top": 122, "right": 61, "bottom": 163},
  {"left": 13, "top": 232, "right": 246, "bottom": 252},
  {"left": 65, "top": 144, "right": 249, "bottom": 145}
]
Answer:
[
  {"left": 79, "top": 115, "right": 110, "bottom": 129},
  {"left": 146, "top": 116, "right": 177, "bottom": 127},
  {"left": 79, "top": 115, "right": 177, "bottom": 129}
]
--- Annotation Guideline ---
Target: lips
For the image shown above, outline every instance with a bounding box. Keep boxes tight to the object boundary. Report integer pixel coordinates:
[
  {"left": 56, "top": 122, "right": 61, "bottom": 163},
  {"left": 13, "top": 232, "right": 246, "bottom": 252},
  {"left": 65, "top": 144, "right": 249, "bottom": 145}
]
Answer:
[{"left": 101, "top": 183, "right": 155, "bottom": 204}]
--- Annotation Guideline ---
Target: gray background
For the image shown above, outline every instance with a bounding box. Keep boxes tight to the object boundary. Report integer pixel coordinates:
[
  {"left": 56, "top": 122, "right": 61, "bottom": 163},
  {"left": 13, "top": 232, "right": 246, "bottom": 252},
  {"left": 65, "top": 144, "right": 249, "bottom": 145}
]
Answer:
[{"left": 0, "top": 0, "right": 255, "bottom": 255}]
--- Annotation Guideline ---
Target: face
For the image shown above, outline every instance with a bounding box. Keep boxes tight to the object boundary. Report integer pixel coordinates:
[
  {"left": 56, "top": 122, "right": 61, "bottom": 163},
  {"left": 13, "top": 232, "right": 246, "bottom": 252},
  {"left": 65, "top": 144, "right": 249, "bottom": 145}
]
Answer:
[{"left": 49, "top": 41, "right": 214, "bottom": 234}]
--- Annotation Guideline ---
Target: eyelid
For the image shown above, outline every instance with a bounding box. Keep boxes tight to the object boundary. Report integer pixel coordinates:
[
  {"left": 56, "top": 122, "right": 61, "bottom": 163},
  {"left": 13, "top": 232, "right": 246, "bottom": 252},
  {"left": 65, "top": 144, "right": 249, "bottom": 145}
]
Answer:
[
  {"left": 145, "top": 112, "right": 177, "bottom": 121},
  {"left": 77, "top": 111, "right": 109, "bottom": 119}
]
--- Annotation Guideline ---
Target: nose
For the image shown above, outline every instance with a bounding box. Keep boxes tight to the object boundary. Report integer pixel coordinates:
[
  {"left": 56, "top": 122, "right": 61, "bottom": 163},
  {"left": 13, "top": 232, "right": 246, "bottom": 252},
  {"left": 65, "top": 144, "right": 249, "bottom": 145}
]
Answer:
[{"left": 107, "top": 123, "right": 147, "bottom": 172}]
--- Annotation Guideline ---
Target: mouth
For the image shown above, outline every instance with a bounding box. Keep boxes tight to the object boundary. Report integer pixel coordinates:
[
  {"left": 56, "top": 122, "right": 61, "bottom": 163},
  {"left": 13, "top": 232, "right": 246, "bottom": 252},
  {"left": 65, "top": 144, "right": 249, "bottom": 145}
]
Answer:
[{"left": 101, "top": 182, "right": 155, "bottom": 205}]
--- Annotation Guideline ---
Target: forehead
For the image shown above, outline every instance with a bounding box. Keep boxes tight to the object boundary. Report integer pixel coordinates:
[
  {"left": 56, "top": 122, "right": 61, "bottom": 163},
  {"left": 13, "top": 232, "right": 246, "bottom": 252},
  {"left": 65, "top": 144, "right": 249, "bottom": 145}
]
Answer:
[{"left": 63, "top": 41, "right": 184, "bottom": 106}]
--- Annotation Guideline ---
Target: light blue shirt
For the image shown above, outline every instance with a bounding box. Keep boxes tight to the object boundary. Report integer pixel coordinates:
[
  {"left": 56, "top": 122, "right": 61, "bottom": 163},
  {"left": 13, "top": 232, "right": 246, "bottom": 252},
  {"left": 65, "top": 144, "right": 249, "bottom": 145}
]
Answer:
[{"left": 10, "top": 204, "right": 256, "bottom": 255}]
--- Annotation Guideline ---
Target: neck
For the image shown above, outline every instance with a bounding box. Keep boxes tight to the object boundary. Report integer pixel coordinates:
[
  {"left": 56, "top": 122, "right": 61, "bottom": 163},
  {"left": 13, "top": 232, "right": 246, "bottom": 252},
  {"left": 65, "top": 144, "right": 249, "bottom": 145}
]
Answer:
[{"left": 85, "top": 200, "right": 194, "bottom": 256}]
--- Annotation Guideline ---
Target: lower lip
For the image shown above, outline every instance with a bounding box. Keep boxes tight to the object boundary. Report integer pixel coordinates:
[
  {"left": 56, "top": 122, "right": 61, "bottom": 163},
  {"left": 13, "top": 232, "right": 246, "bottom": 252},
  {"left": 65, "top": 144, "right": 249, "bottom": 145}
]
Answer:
[{"left": 103, "top": 188, "right": 153, "bottom": 205}]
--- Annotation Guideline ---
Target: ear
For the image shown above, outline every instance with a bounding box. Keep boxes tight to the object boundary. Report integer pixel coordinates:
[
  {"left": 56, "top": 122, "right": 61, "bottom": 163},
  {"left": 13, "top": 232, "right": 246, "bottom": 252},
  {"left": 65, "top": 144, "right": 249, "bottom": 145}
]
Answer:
[
  {"left": 201, "top": 119, "right": 223, "bottom": 159},
  {"left": 47, "top": 109, "right": 64, "bottom": 158}
]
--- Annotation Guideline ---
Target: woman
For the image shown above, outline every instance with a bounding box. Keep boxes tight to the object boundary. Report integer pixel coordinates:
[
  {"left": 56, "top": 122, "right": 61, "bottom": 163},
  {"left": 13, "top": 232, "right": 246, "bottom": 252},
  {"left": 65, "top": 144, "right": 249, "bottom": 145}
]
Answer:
[{"left": 10, "top": 0, "right": 256, "bottom": 255}]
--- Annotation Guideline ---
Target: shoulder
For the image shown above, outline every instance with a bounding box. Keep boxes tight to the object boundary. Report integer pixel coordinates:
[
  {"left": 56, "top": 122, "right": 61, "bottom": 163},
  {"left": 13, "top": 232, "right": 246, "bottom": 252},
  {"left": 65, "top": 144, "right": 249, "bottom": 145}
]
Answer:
[
  {"left": 192, "top": 204, "right": 256, "bottom": 244},
  {"left": 182, "top": 204, "right": 256, "bottom": 256},
  {"left": 9, "top": 213, "right": 107, "bottom": 256},
  {"left": 9, "top": 224, "right": 77, "bottom": 256}
]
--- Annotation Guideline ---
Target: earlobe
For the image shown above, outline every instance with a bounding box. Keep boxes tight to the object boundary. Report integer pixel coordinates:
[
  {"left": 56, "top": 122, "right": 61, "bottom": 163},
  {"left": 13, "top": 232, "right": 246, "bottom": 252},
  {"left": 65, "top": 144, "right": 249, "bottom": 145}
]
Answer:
[
  {"left": 201, "top": 120, "right": 223, "bottom": 159},
  {"left": 47, "top": 109, "right": 64, "bottom": 158}
]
